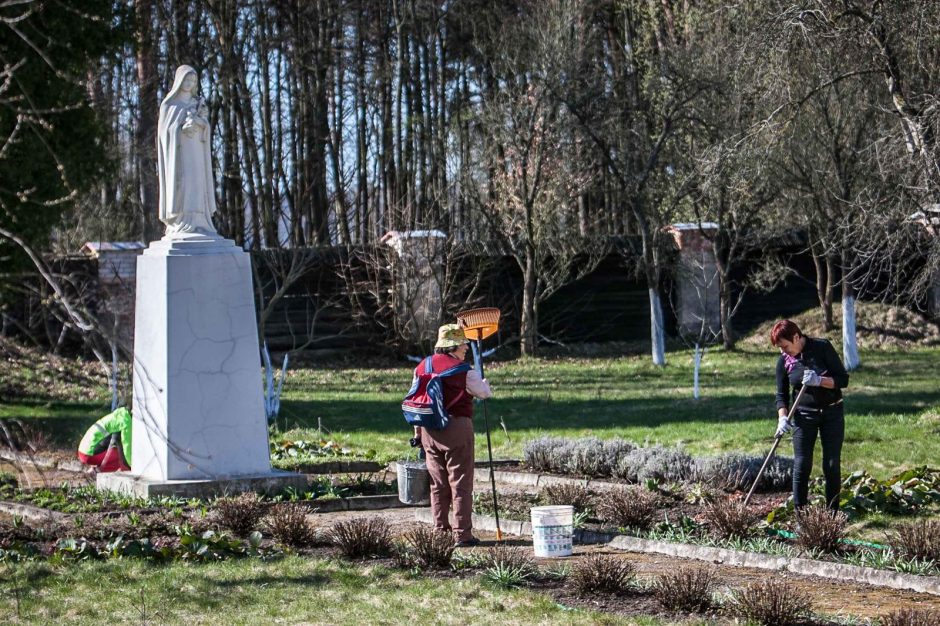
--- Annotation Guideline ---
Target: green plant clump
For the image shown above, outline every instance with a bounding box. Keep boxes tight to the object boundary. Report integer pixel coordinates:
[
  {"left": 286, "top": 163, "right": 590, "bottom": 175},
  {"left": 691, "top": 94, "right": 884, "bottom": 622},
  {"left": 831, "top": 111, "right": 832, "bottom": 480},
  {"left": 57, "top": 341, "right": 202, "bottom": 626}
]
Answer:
[
  {"left": 0, "top": 472, "right": 17, "bottom": 498},
  {"left": 478, "top": 546, "right": 537, "bottom": 589},
  {"left": 1, "top": 525, "right": 272, "bottom": 564},
  {"left": 766, "top": 467, "right": 940, "bottom": 527},
  {"left": 270, "top": 438, "right": 377, "bottom": 462},
  {"left": 12, "top": 484, "right": 188, "bottom": 514}
]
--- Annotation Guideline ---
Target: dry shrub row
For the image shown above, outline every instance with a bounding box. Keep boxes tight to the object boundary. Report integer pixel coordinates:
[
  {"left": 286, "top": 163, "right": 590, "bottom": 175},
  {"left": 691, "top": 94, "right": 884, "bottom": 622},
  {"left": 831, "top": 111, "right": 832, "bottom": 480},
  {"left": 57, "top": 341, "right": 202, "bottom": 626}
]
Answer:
[
  {"left": 595, "top": 486, "right": 660, "bottom": 530},
  {"left": 701, "top": 500, "right": 754, "bottom": 540},
  {"left": 725, "top": 579, "right": 813, "bottom": 626},
  {"left": 264, "top": 503, "right": 320, "bottom": 547},
  {"left": 796, "top": 506, "right": 848, "bottom": 554},
  {"left": 212, "top": 492, "right": 266, "bottom": 537},
  {"left": 330, "top": 517, "right": 392, "bottom": 558},
  {"left": 540, "top": 483, "right": 593, "bottom": 513},
  {"left": 569, "top": 554, "right": 635, "bottom": 594},
  {"left": 213, "top": 495, "right": 323, "bottom": 548},
  {"left": 522, "top": 436, "right": 793, "bottom": 491},
  {"left": 879, "top": 608, "right": 940, "bottom": 626},
  {"left": 393, "top": 526, "right": 455, "bottom": 569},
  {"left": 651, "top": 566, "right": 717, "bottom": 612},
  {"left": 888, "top": 519, "right": 940, "bottom": 562}
]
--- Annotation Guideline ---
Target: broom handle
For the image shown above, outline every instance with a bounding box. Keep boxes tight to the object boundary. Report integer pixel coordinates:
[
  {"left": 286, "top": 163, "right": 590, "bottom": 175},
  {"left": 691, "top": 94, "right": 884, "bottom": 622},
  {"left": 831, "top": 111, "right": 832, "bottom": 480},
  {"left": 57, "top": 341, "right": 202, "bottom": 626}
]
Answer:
[{"left": 476, "top": 334, "right": 502, "bottom": 541}]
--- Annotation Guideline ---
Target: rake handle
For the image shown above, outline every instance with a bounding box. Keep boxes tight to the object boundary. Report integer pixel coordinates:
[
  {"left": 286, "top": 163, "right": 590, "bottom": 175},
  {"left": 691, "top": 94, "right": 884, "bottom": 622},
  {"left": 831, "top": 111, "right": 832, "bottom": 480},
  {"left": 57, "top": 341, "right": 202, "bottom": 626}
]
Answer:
[
  {"left": 473, "top": 331, "right": 502, "bottom": 542},
  {"left": 743, "top": 384, "right": 807, "bottom": 507}
]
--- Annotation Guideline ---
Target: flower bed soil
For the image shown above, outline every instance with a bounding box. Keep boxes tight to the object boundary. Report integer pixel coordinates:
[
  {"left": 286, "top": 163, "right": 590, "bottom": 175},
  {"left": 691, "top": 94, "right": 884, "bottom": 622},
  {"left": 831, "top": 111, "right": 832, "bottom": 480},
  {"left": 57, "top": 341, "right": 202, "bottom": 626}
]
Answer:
[
  {"left": 3, "top": 502, "right": 935, "bottom": 623},
  {"left": 472, "top": 485, "right": 786, "bottom": 528},
  {"left": 544, "top": 545, "right": 940, "bottom": 622},
  {"left": 0, "top": 472, "right": 401, "bottom": 516}
]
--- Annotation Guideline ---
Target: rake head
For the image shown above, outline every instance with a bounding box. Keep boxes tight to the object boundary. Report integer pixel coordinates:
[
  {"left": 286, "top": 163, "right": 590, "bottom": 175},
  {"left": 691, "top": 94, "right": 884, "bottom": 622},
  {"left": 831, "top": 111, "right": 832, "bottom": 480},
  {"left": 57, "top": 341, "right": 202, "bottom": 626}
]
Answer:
[{"left": 456, "top": 307, "right": 501, "bottom": 341}]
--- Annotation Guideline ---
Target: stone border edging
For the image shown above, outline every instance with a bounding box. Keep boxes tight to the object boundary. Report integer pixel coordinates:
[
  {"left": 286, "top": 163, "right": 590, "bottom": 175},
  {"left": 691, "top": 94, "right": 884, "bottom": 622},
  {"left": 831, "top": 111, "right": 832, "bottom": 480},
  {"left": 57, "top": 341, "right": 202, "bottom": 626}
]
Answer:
[
  {"left": 0, "top": 449, "right": 85, "bottom": 473},
  {"left": 414, "top": 509, "right": 940, "bottom": 596},
  {"left": 0, "top": 500, "right": 68, "bottom": 522},
  {"left": 608, "top": 535, "right": 940, "bottom": 597},
  {"left": 473, "top": 468, "right": 624, "bottom": 491},
  {"left": 283, "top": 460, "right": 386, "bottom": 475},
  {"left": 309, "top": 494, "right": 409, "bottom": 513}
]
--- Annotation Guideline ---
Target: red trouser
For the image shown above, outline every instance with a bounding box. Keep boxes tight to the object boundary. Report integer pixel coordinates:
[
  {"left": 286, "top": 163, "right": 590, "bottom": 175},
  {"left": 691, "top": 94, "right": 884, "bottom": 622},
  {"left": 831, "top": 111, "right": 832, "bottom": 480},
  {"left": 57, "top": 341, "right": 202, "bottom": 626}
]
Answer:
[
  {"left": 422, "top": 417, "right": 475, "bottom": 542},
  {"left": 77, "top": 434, "right": 129, "bottom": 472}
]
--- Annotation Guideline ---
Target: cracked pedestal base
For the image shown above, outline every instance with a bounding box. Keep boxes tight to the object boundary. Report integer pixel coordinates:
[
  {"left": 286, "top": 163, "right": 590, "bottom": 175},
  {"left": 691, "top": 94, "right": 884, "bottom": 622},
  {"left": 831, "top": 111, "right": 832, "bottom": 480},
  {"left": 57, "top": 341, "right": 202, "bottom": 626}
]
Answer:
[
  {"left": 131, "top": 235, "right": 273, "bottom": 482},
  {"left": 96, "top": 470, "right": 307, "bottom": 498}
]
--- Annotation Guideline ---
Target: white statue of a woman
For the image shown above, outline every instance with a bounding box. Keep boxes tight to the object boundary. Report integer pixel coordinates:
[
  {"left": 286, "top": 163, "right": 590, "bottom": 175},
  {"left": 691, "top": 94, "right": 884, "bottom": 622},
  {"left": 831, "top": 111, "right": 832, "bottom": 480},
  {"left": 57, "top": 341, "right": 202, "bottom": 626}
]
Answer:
[{"left": 157, "top": 65, "right": 218, "bottom": 237}]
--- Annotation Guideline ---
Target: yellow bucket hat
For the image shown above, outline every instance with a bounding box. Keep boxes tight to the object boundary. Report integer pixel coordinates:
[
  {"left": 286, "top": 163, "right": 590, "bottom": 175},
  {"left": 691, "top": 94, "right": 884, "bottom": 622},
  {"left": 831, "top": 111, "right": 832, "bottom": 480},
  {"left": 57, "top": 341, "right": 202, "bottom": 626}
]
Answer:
[{"left": 435, "top": 323, "right": 468, "bottom": 348}]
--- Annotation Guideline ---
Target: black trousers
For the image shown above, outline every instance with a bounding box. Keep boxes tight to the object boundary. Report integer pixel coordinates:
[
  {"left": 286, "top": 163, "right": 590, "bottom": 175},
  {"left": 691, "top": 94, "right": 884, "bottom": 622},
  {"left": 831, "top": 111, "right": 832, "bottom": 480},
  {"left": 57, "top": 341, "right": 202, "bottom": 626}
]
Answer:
[{"left": 791, "top": 404, "right": 844, "bottom": 510}]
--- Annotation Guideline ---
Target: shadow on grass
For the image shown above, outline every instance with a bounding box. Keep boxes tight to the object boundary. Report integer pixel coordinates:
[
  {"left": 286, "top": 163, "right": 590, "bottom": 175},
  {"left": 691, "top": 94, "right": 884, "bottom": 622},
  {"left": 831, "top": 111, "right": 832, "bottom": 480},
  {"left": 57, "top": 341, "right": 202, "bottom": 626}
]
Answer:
[
  {"left": 280, "top": 389, "right": 940, "bottom": 436},
  {"left": 211, "top": 572, "right": 332, "bottom": 589}
]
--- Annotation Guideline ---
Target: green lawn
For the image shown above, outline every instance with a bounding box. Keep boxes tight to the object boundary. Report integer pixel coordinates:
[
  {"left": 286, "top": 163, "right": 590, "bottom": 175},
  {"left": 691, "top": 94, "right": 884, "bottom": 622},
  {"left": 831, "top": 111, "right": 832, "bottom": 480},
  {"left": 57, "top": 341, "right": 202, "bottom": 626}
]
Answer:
[
  {"left": 0, "top": 557, "right": 669, "bottom": 625},
  {"left": 275, "top": 347, "right": 940, "bottom": 478},
  {"left": 4, "top": 346, "right": 940, "bottom": 479}
]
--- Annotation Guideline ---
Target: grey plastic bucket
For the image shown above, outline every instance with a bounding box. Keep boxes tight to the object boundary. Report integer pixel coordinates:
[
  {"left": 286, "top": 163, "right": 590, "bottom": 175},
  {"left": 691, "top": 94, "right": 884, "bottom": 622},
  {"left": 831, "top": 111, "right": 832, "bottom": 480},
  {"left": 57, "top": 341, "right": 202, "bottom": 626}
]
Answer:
[{"left": 397, "top": 461, "right": 431, "bottom": 505}]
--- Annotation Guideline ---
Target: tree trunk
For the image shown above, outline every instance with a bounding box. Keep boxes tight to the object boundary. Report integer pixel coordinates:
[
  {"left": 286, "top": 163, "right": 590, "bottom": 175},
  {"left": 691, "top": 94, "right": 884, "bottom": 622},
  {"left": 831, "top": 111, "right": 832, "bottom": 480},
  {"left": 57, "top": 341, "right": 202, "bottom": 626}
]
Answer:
[
  {"left": 135, "top": 0, "right": 160, "bottom": 243},
  {"left": 649, "top": 287, "right": 666, "bottom": 366},
  {"left": 824, "top": 254, "right": 835, "bottom": 331},
  {"left": 715, "top": 233, "right": 735, "bottom": 350},
  {"left": 842, "top": 279, "right": 860, "bottom": 371},
  {"left": 811, "top": 244, "right": 836, "bottom": 331},
  {"left": 718, "top": 278, "right": 735, "bottom": 350},
  {"left": 520, "top": 246, "right": 537, "bottom": 356},
  {"left": 693, "top": 343, "right": 703, "bottom": 400}
]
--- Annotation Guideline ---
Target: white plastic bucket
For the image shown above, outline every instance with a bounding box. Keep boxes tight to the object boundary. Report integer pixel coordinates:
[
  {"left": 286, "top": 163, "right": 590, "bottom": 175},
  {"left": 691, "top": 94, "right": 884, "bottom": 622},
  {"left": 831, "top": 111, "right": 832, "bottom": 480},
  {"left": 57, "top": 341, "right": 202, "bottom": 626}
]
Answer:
[{"left": 531, "top": 505, "right": 574, "bottom": 558}]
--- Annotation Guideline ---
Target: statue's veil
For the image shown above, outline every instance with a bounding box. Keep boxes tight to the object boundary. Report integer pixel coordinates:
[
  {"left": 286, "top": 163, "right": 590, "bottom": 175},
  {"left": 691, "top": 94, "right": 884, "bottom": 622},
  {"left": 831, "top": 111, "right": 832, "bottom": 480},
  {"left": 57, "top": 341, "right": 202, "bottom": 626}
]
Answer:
[{"left": 162, "top": 65, "right": 197, "bottom": 106}]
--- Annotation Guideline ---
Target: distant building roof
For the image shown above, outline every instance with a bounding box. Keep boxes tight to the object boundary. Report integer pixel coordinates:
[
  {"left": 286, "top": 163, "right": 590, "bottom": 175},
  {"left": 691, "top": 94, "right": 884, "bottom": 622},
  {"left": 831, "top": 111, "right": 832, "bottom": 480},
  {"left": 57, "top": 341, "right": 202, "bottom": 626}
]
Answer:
[
  {"left": 81, "top": 241, "right": 146, "bottom": 257},
  {"left": 666, "top": 222, "right": 719, "bottom": 231}
]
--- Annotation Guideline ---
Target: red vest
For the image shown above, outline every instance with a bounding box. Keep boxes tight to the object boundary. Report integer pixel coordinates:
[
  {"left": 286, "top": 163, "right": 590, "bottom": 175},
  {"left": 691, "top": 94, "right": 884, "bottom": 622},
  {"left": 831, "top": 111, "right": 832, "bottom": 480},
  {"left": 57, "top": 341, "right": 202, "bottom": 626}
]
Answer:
[{"left": 430, "top": 353, "right": 473, "bottom": 418}]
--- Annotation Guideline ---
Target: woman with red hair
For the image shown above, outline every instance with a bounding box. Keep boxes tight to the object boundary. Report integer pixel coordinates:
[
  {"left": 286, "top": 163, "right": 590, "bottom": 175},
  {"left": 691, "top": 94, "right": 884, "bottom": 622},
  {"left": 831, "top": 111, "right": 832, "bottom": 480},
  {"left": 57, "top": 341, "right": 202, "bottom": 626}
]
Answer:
[{"left": 770, "top": 320, "right": 849, "bottom": 511}]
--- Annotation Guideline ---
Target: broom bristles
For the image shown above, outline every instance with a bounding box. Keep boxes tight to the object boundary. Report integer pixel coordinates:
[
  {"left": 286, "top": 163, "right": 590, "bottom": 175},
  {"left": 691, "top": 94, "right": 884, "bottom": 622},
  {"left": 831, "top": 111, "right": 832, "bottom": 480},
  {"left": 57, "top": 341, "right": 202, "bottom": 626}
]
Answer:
[{"left": 457, "top": 307, "right": 500, "bottom": 329}]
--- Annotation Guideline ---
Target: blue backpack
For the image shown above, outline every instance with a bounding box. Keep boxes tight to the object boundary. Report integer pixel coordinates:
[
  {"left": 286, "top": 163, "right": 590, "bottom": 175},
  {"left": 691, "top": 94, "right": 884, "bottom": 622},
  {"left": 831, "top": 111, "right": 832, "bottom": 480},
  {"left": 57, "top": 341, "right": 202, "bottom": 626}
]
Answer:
[{"left": 402, "top": 357, "right": 471, "bottom": 430}]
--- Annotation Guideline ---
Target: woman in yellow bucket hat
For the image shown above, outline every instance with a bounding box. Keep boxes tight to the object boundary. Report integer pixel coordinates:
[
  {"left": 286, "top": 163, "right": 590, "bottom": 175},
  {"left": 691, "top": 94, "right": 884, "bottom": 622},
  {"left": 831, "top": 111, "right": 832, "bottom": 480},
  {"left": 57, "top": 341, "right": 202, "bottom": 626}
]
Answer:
[{"left": 412, "top": 323, "right": 492, "bottom": 546}]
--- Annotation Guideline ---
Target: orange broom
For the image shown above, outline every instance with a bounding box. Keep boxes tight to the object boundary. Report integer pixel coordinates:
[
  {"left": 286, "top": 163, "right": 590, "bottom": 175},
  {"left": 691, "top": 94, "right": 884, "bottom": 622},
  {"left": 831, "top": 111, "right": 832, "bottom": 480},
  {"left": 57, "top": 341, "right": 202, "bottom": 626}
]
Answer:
[{"left": 456, "top": 307, "right": 502, "bottom": 541}]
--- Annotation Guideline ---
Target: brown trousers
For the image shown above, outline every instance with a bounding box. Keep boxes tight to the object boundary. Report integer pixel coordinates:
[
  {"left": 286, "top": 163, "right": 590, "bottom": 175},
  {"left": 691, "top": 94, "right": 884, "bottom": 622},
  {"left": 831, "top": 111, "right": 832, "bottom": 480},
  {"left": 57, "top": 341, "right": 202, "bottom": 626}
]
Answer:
[{"left": 422, "top": 417, "right": 474, "bottom": 542}]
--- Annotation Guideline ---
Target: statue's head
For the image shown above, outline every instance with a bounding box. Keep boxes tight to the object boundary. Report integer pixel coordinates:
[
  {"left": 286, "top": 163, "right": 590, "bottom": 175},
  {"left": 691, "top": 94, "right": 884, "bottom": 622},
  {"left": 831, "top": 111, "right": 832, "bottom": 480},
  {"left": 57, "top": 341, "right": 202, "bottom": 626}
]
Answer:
[{"left": 164, "top": 65, "right": 198, "bottom": 104}]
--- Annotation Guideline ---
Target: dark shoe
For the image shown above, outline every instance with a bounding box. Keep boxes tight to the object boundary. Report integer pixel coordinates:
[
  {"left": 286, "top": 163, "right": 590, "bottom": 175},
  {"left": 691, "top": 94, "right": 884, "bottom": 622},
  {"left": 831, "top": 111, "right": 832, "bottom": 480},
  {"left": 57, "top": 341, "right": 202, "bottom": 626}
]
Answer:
[{"left": 455, "top": 537, "right": 481, "bottom": 548}]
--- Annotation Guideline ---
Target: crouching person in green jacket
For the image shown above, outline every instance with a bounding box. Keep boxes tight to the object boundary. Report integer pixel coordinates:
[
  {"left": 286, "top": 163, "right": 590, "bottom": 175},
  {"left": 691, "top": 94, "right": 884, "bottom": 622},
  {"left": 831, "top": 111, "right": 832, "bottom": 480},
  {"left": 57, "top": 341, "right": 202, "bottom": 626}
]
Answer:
[{"left": 77, "top": 407, "right": 132, "bottom": 472}]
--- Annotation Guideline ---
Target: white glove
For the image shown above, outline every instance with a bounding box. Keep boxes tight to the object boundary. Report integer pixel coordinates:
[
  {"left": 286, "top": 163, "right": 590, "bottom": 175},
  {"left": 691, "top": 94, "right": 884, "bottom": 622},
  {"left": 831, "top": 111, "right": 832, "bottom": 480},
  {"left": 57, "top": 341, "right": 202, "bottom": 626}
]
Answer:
[
  {"left": 801, "top": 369, "right": 822, "bottom": 387},
  {"left": 775, "top": 416, "right": 791, "bottom": 437}
]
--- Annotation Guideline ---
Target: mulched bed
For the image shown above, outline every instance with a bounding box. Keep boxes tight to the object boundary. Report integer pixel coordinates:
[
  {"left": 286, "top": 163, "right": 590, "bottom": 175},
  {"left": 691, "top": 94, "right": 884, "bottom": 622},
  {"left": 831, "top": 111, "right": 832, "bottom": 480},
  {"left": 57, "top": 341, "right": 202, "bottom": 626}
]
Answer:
[
  {"left": 475, "top": 484, "right": 788, "bottom": 529},
  {"left": 541, "top": 581, "right": 683, "bottom": 621}
]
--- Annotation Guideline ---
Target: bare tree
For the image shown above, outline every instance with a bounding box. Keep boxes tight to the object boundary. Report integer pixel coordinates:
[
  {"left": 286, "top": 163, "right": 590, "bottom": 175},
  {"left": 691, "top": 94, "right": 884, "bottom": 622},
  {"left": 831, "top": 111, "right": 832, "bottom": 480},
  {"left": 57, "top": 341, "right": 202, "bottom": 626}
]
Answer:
[{"left": 463, "top": 2, "right": 609, "bottom": 355}]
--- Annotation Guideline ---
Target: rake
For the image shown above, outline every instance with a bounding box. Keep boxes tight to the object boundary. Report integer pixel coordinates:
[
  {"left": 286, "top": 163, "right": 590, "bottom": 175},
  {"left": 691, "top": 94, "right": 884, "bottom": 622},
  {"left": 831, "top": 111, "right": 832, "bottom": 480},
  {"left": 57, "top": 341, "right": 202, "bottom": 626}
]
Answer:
[
  {"left": 456, "top": 307, "right": 502, "bottom": 541},
  {"left": 743, "top": 384, "right": 807, "bottom": 507}
]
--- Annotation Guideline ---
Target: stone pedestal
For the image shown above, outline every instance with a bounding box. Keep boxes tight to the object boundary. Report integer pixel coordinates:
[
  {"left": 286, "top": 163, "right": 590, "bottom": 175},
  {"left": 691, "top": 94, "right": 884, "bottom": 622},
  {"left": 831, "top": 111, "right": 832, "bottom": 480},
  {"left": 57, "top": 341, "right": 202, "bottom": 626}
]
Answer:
[{"left": 98, "top": 234, "right": 305, "bottom": 497}]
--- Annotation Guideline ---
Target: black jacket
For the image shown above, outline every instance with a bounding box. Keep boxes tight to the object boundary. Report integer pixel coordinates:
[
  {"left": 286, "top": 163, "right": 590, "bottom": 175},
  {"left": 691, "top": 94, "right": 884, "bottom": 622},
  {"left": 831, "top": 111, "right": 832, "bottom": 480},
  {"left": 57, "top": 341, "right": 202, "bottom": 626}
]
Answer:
[{"left": 775, "top": 337, "right": 849, "bottom": 412}]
